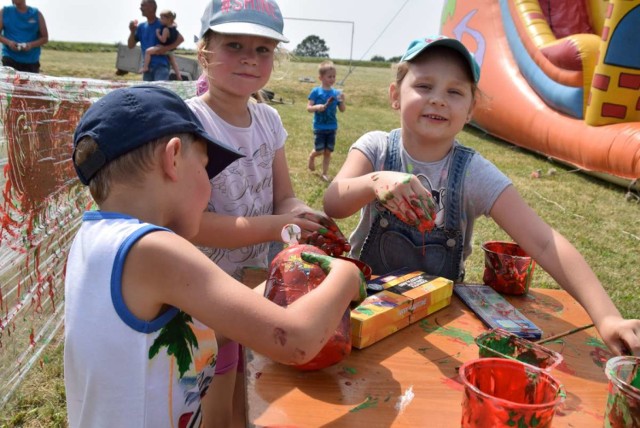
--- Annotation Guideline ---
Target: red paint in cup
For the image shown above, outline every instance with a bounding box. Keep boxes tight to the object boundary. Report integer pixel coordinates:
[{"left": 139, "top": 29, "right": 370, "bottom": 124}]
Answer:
[
  {"left": 481, "top": 241, "right": 536, "bottom": 295},
  {"left": 459, "top": 358, "right": 564, "bottom": 428},
  {"left": 604, "top": 356, "right": 640, "bottom": 428}
]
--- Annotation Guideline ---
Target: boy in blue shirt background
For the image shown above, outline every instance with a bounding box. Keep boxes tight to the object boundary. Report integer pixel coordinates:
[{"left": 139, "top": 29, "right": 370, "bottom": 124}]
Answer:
[{"left": 307, "top": 60, "right": 346, "bottom": 182}]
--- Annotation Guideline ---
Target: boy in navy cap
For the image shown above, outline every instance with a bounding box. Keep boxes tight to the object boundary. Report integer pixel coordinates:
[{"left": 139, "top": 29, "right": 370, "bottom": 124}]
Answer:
[{"left": 64, "top": 85, "right": 366, "bottom": 427}]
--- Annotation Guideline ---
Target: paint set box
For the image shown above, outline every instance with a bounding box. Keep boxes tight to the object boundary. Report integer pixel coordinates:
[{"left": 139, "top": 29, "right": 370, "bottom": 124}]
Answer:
[
  {"left": 350, "top": 269, "right": 453, "bottom": 349},
  {"left": 454, "top": 283, "right": 543, "bottom": 340}
]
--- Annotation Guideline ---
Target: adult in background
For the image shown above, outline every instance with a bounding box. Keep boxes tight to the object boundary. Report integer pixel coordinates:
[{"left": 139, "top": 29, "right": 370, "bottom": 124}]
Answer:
[
  {"left": 128, "top": 0, "right": 184, "bottom": 81},
  {"left": 0, "top": 0, "right": 48, "bottom": 73}
]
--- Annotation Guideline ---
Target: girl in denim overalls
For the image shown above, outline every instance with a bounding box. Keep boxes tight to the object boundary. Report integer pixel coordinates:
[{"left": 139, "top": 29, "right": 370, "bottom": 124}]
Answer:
[{"left": 324, "top": 35, "right": 640, "bottom": 357}]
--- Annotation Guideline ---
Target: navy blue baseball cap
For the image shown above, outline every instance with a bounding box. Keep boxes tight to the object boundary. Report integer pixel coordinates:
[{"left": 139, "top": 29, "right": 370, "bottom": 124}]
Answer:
[
  {"left": 400, "top": 35, "right": 480, "bottom": 83},
  {"left": 72, "top": 85, "right": 243, "bottom": 185},
  {"left": 199, "top": 0, "right": 288, "bottom": 42}
]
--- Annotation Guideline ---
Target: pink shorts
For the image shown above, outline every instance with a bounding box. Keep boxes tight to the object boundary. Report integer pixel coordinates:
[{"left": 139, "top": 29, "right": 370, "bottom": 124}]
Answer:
[{"left": 215, "top": 341, "right": 243, "bottom": 375}]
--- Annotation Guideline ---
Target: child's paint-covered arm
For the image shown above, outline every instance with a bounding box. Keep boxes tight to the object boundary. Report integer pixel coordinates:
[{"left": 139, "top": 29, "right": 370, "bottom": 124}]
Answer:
[
  {"left": 490, "top": 185, "right": 640, "bottom": 356},
  {"left": 125, "top": 230, "right": 365, "bottom": 365}
]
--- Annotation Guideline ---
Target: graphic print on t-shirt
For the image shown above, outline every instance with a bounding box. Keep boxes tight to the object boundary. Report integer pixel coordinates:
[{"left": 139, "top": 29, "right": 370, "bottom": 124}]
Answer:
[
  {"left": 202, "top": 141, "right": 275, "bottom": 278},
  {"left": 416, "top": 173, "right": 446, "bottom": 228}
]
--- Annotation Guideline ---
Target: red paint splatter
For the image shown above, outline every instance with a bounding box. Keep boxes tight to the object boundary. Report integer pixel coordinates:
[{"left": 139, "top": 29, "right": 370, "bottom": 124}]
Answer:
[
  {"left": 0, "top": 73, "right": 120, "bottom": 399},
  {"left": 273, "top": 327, "right": 287, "bottom": 346},
  {"left": 591, "top": 347, "right": 613, "bottom": 368}
]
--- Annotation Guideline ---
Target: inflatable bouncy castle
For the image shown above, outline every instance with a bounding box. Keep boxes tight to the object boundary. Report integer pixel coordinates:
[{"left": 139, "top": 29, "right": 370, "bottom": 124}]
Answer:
[{"left": 441, "top": 0, "right": 640, "bottom": 187}]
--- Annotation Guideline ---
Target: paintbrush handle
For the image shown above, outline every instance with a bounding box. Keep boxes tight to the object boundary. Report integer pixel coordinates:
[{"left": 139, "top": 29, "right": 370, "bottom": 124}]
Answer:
[{"left": 537, "top": 323, "right": 595, "bottom": 344}]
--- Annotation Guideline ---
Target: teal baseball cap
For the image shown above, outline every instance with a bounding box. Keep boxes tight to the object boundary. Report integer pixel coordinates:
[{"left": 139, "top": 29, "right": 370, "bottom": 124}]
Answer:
[
  {"left": 400, "top": 35, "right": 480, "bottom": 83},
  {"left": 199, "top": 0, "right": 288, "bottom": 43}
]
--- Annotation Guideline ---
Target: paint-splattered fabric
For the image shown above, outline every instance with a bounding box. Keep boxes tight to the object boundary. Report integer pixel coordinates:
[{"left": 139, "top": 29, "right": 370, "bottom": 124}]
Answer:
[
  {"left": 0, "top": 69, "right": 198, "bottom": 406},
  {"left": 64, "top": 212, "right": 217, "bottom": 428}
]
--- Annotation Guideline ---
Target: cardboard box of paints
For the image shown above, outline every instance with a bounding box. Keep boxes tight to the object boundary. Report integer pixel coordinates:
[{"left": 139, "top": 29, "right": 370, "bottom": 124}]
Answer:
[{"left": 350, "top": 271, "right": 453, "bottom": 349}]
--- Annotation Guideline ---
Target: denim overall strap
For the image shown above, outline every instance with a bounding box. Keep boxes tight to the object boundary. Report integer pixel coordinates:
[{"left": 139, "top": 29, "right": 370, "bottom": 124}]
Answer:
[
  {"left": 359, "top": 131, "right": 475, "bottom": 281},
  {"left": 384, "top": 128, "right": 402, "bottom": 170},
  {"left": 440, "top": 144, "right": 475, "bottom": 280}
]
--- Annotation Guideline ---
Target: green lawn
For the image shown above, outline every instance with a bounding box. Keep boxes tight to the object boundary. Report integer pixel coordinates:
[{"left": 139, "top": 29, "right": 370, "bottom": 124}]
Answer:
[{"left": 1, "top": 47, "right": 638, "bottom": 427}]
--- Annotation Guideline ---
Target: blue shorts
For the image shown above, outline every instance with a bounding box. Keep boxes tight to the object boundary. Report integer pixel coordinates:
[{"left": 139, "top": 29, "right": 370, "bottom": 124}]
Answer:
[{"left": 313, "top": 130, "right": 336, "bottom": 152}]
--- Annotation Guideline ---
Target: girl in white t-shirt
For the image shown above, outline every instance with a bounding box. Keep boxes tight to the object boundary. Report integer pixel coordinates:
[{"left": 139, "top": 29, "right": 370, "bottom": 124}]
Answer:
[{"left": 186, "top": 1, "right": 349, "bottom": 426}]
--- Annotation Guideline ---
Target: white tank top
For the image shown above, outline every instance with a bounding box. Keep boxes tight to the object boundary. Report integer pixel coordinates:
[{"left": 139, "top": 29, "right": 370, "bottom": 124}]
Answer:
[{"left": 64, "top": 211, "right": 217, "bottom": 428}]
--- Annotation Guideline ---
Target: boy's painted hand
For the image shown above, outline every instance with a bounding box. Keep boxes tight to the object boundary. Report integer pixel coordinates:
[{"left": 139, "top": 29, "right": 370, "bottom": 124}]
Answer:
[
  {"left": 301, "top": 251, "right": 334, "bottom": 273},
  {"left": 372, "top": 171, "right": 437, "bottom": 233},
  {"left": 301, "top": 252, "right": 367, "bottom": 304}
]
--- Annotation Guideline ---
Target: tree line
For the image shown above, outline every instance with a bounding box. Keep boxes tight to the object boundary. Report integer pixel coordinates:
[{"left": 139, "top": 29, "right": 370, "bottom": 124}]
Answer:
[{"left": 294, "top": 35, "right": 400, "bottom": 62}]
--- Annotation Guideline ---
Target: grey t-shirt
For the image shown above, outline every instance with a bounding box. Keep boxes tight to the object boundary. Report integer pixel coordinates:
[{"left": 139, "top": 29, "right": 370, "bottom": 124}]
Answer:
[{"left": 348, "top": 131, "right": 512, "bottom": 263}]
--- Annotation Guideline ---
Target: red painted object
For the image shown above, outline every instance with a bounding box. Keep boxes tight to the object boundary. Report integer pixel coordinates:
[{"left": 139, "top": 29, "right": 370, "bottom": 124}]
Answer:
[
  {"left": 264, "top": 244, "right": 351, "bottom": 371},
  {"left": 459, "top": 358, "right": 564, "bottom": 428},
  {"left": 481, "top": 241, "right": 536, "bottom": 295}
]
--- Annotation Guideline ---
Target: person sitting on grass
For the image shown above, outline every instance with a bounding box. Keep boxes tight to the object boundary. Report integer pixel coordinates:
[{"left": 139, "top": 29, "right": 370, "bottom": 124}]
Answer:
[{"left": 64, "top": 85, "right": 366, "bottom": 427}]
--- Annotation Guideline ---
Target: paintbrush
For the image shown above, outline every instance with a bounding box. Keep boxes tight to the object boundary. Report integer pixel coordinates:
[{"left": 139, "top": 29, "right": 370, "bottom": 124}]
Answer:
[
  {"left": 536, "top": 323, "right": 595, "bottom": 345},
  {"left": 537, "top": 324, "right": 634, "bottom": 355}
]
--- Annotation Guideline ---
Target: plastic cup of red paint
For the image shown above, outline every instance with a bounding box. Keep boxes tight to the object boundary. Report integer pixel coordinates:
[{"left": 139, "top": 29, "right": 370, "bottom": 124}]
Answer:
[
  {"left": 481, "top": 241, "right": 536, "bottom": 295},
  {"left": 459, "top": 358, "right": 564, "bottom": 427},
  {"left": 604, "top": 356, "right": 640, "bottom": 428}
]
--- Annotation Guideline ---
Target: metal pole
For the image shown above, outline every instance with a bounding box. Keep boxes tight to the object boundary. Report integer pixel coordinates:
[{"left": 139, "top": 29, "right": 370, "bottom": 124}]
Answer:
[{"left": 283, "top": 17, "right": 355, "bottom": 85}]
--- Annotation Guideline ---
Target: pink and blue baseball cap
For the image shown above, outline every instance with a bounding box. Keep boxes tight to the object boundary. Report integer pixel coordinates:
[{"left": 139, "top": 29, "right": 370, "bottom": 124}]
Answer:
[
  {"left": 72, "top": 85, "right": 243, "bottom": 185},
  {"left": 199, "top": 0, "right": 288, "bottom": 43},
  {"left": 400, "top": 35, "right": 480, "bottom": 83}
]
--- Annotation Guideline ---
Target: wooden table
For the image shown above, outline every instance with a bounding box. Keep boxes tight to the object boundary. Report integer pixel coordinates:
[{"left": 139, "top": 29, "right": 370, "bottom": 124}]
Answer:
[{"left": 245, "top": 288, "right": 613, "bottom": 427}]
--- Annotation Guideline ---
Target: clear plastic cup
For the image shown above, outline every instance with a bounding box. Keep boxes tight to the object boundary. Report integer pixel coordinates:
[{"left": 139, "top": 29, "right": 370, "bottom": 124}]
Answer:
[
  {"left": 604, "top": 356, "right": 640, "bottom": 428},
  {"left": 459, "top": 358, "right": 564, "bottom": 427},
  {"left": 475, "top": 328, "right": 563, "bottom": 372}
]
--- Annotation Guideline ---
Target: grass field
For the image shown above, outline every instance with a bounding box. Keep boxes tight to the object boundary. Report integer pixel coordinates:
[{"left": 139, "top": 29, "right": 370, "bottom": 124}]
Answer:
[{"left": 1, "top": 46, "right": 639, "bottom": 427}]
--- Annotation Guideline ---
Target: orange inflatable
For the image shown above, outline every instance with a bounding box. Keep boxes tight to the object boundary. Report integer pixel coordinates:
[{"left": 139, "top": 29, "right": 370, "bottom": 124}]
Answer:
[{"left": 440, "top": 0, "right": 640, "bottom": 186}]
